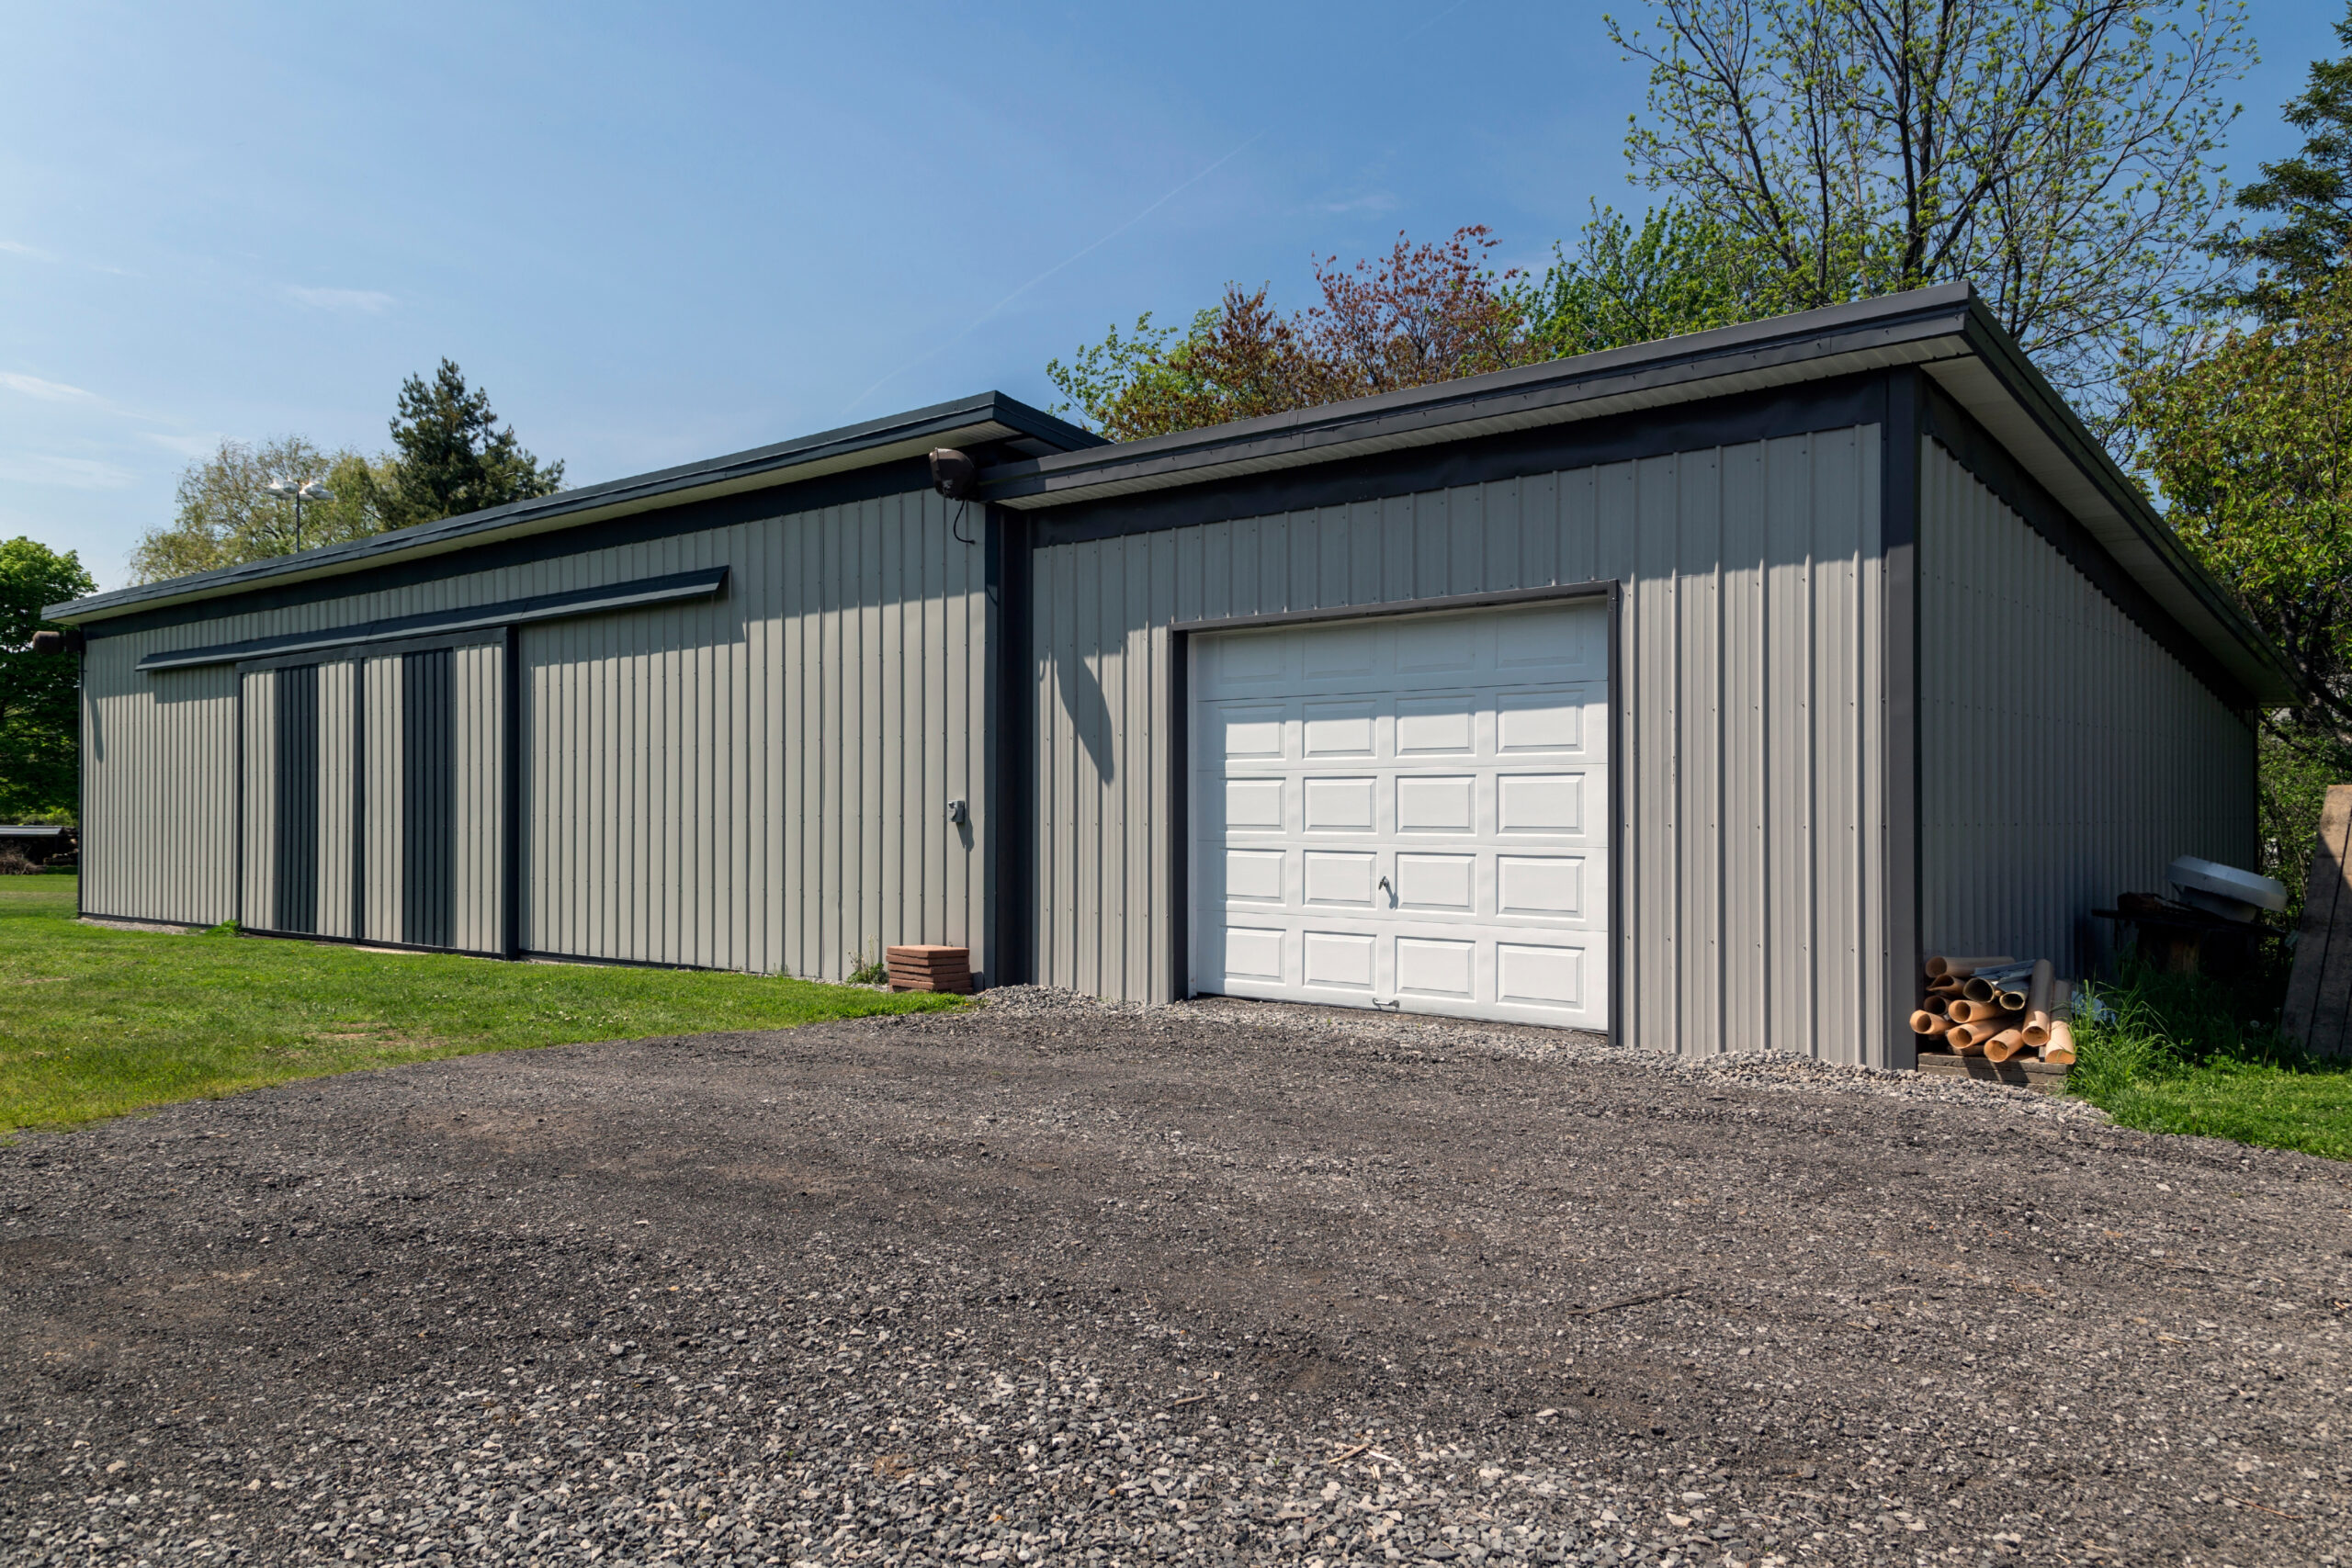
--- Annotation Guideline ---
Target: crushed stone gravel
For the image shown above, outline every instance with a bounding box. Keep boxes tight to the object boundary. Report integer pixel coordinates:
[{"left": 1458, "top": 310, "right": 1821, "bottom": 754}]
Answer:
[
  {"left": 987, "top": 987, "right": 2108, "bottom": 1122},
  {"left": 2, "top": 994, "right": 2346, "bottom": 1567}
]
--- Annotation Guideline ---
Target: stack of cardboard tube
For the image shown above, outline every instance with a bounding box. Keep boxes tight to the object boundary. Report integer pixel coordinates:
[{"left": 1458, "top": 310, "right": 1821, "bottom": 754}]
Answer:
[{"left": 1909, "top": 955, "right": 2077, "bottom": 1064}]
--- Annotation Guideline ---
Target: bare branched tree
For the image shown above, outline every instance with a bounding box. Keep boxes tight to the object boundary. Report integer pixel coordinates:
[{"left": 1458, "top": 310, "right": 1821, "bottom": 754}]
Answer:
[{"left": 1608, "top": 0, "right": 2252, "bottom": 411}]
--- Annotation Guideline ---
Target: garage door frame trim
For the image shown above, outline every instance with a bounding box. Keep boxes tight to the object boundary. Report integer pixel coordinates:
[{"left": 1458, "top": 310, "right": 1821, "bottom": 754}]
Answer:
[{"left": 1171, "top": 577, "right": 1623, "bottom": 1039}]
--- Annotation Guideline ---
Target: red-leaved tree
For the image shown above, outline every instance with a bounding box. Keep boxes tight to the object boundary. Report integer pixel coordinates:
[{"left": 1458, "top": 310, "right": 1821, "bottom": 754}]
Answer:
[
  {"left": 1046, "top": 226, "right": 1546, "bottom": 441},
  {"left": 1303, "top": 226, "right": 1538, "bottom": 398}
]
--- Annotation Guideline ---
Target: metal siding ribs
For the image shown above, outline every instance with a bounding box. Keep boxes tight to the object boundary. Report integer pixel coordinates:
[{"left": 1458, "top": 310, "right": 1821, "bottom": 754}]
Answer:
[
  {"left": 273, "top": 664, "right": 321, "bottom": 934},
  {"left": 74, "top": 481, "right": 983, "bottom": 977},
  {"left": 508, "top": 490, "right": 986, "bottom": 978},
  {"left": 1032, "top": 430, "right": 1891, "bottom": 1062},
  {"left": 1916, "top": 440, "right": 2255, "bottom": 977},
  {"left": 401, "top": 649, "right": 456, "bottom": 950},
  {"left": 363, "top": 656, "right": 404, "bottom": 944}
]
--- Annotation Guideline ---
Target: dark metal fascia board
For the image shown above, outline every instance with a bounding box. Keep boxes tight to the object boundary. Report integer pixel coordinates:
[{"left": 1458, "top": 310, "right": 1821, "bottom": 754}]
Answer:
[
  {"left": 1031, "top": 370, "right": 1893, "bottom": 547},
  {"left": 50, "top": 391, "right": 1093, "bottom": 625},
  {"left": 135, "top": 566, "right": 728, "bottom": 671},
  {"left": 979, "top": 286, "right": 1978, "bottom": 507},
  {"left": 1945, "top": 301, "right": 2300, "bottom": 705},
  {"left": 985, "top": 393, "right": 1108, "bottom": 454}
]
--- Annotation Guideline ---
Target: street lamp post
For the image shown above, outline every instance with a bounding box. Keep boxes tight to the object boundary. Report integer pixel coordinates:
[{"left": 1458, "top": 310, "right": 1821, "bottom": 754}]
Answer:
[{"left": 264, "top": 479, "right": 336, "bottom": 552}]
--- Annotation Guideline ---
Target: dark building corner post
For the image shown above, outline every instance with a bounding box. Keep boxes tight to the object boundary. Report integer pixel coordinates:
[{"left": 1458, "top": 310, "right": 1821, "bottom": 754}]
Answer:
[
  {"left": 1883, "top": 368, "right": 1924, "bottom": 1070},
  {"left": 76, "top": 663, "right": 88, "bottom": 920},
  {"left": 1167, "top": 627, "right": 1189, "bottom": 1007},
  {"left": 988, "top": 505, "right": 1034, "bottom": 987},
  {"left": 502, "top": 625, "right": 524, "bottom": 961}
]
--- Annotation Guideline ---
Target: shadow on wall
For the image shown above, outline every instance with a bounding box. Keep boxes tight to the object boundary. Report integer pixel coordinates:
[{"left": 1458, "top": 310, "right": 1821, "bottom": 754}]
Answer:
[{"left": 1053, "top": 641, "right": 1116, "bottom": 784}]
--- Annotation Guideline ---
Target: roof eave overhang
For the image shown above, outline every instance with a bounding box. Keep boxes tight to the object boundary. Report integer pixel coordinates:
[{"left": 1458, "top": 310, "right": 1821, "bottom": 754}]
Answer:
[
  {"left": 980, "top": 286, "right": 1980, "bottom": 509},
  {"left": 48, "top": 392, "right": 1098, "bottom": 625},
  {"left": 1930, "top": 299, "right": 2298, "bottom": 707},
  {"left": 983, "top": 284, "right": 2297, "bottom": 710}
]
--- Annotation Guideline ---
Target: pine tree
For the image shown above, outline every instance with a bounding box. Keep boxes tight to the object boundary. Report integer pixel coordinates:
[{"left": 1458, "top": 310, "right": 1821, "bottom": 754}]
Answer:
[
  {"left": 2208, "top": 6, "right": 2352, "bottom": 320},
  {"left": 379, "top": 359, "right": 563, "bottom": 526}
]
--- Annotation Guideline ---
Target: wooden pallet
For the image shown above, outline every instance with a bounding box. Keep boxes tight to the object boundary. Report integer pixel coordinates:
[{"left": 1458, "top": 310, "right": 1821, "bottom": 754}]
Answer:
[
  {"left": 1913, "top": 1046, "right": 2072, "bottom": 1093},
  {"left": 886, "top": 944, "right": 971, "bottom": 994},
  {"left": 2283, "top": 784, "right": 2352, "bottom": 1056}
]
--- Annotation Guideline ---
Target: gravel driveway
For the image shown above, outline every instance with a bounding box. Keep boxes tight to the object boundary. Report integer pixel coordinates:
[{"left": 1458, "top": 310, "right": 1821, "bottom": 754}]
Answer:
[{"left": 2, "top": 991, "right": 2346, "bottom": 1568}]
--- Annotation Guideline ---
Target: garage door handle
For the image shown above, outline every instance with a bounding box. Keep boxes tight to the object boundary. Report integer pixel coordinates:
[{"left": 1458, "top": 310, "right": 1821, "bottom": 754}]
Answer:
[{"left": 1378, "top": 874, "right": 1394, "bottom": 904}]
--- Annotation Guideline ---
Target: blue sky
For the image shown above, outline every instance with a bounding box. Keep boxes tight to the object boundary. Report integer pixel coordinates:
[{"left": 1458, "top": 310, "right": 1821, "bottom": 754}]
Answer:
[{"left": 2, "top": 1, "right": 2340, "bottom": 591}]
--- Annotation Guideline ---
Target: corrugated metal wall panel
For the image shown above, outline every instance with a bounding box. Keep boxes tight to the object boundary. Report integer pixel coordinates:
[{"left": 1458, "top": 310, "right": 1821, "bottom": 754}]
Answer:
[
  {"left": 1032, "top": 429, "right": 1894, "bottom": 1063},
  {"left": 79, "top": 642, "right": 237, "bottom": 926},
  {"left": 271, "top": 663, "right": 321, "bottom": 935},
  {"left": 74, "top": 484, "right": 984, "bottom": 976},
  {"left": 513, "top": 489, "right": 987, "bottom": 978},
  {"left": 239, "top": 670, "right": 277, "bottom": 932},
  {"left": 362, "top": 655, "right": 403, "bottom": 945},
  {"left": 399, "top": 649, "right": 457, "bottom": 949},
  {"left": 1918, "top": 440, "right": 2256, "bottom": 977},
  {"left": 317, "top": 660, "right": 356, "bottom": 940},
  {"left": 454, "top": 641, "right": 504, "bottom": 953}
]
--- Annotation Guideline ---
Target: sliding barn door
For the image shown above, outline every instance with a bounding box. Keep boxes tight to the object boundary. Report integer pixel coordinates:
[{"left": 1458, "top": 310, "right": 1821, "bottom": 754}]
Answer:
[
  {"left": 239, "top": 661, "right": 360, "bottom": 937},
  {"left": 244, "top": 640, "right": 505, "bottom": 953}
]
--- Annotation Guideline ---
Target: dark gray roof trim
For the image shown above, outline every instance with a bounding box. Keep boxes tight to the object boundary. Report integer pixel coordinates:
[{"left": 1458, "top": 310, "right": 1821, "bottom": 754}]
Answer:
[
  {"left": 979, "top": 283, "right": 2295, "bottom": 707},
  {"left": 979, "top": 285, "right": 1978, "bottom": 507},
  {"left": 136, "top": 567, "right": 728, "bottom": 671},
  {"left": 51, "top": 391, "right": 1097, "bottom": 625}
]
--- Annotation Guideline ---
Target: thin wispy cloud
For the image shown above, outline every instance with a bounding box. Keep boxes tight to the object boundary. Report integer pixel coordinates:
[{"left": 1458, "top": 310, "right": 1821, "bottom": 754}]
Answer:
[
  {"left": 141, "top": 430, "right": 224, "bottom": 459},
  {"left": 1316, "top": 190, "right": 1403, "bottom": 216},
  {"left": 288, "top": 285, "right": 394, "bottom": 313},
  {"left": 0, "top": 371, "right": 101, "bottom": 403},
  {"left": 3, "top": 373, "right": 221, "bottom": 463},
  {"left": 843, "top": 130, "right": 1268, "bottom": 414},
  {"left": 0, "top": 453, "right": 134, "bottom": 490},
  {"left": 0, "top": 238, "right": 126, "bottom": 275}
]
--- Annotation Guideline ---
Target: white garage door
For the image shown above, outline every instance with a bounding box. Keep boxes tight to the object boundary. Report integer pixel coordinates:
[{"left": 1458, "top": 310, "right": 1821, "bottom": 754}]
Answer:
[{"left": 1192, "top": 599, "right": 1610, "bottom": 1028}]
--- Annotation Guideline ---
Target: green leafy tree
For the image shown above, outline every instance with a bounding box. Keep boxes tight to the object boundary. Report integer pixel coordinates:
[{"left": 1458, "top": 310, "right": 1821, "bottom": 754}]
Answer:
[
  {"left": 1608, "top": 0, "right": 2252, "bottom": 410},
  {"left": 1048, "top": 228, "right": 1544, "bottom": 441},
  {"left": 1047, "top": 288, "right": 1329, "bottom": 441},
  {"left": 2122, "top": 270, "right": 2352, "bottom": 890},
  {"left": 1518, "top": 202, "right": 1792, "bottom": 358},
  {"left": 130, "top": 437, "right": 399, "bottom": 584},
  {"left": 0, "top": 537, "right": 98, "bottom": 821},
  {"left": 375, "top": 358, "right": 563, "bottom": 526},
  {"left": 130, "top": 361, "right": 564, "bottom": 585},
  {"left": 2204, "top": 3, "right": 2352, "bottom": 321}
]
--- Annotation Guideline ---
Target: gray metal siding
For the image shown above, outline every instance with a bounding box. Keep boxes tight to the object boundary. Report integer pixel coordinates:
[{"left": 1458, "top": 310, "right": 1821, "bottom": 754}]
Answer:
[
  {"left": 75, "top": 487, "right": 987, "bottom": 975},
  {"left": 453, "top": 641, "right": 505, "bottom": 954},
  {"left": 80, "top": 647, "right": 237, "bottom": 926},
  {"left": 239, "top": 669, "right": 277, "bottom": 932},
  {"left": 400, "top": 648, "right": 457, "bottom": 949},
  {"left": 361, "top": 656, "right": 404, "bottom": 945},
  {"left": 273, "top": 663, "right": 321, "bottom": 933},
  {"left": 317, "top": 660, "right": 356, "bottom": 941},
  {"left": 1034, "top": 427, "right": 1895, "bottom": 1064},
  {"left": 1919, "top": 439, "right": 2256, "bottom": 977},
  {"left": 518, "top": 491, "right": 988, "bottom": 977}
]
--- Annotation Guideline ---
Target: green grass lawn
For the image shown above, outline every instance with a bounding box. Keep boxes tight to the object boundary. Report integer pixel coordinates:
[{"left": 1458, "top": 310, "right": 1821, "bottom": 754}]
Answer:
[
  {"left": 2067, "top": 955, "right": 2352, "bottom": 1162},
  {"left": 0, "top": 875, "right": 962, "bottom": 1132}
]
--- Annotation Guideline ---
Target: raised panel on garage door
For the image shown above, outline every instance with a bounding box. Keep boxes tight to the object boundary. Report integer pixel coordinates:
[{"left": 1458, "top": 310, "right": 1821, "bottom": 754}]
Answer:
[{"left": 1191, "top": 599, "right": 1609, "bottom": 1030}]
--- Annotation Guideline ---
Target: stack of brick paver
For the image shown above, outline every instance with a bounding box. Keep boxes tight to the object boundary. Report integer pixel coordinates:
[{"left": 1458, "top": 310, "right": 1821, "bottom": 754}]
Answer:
[{"left": 886, "top": 945, "right": 971, "bottom": 994}]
